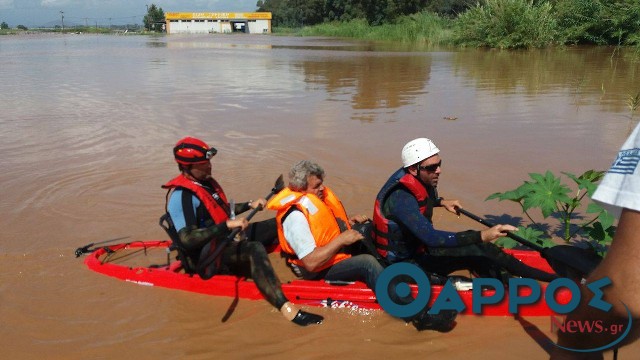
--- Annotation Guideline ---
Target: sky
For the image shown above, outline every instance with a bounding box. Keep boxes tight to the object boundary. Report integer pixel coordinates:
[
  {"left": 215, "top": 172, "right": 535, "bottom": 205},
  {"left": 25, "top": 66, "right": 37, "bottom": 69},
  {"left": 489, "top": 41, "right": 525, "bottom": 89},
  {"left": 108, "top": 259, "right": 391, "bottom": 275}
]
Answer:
[{"left": 0, "top": 0, "right": 259, "bottom": 27}]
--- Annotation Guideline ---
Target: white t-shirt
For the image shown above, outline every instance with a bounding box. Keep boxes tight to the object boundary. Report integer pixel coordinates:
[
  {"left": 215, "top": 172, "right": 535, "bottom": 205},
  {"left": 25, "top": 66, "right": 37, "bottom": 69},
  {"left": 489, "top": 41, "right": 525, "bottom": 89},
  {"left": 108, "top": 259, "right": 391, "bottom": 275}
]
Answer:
[
  {"left": 592, "top": 122, "right": 640, "bottom": 218},
  {"left": 282, "top": 210, "right": 316, "bottom": 259}
]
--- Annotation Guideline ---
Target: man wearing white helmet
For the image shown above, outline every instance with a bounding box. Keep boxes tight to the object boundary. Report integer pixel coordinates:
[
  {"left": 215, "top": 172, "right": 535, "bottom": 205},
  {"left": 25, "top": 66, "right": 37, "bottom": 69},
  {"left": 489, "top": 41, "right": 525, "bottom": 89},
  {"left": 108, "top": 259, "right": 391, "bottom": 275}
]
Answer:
[{"left": 371, "top": 138, "right": 558, "bottom": 283}]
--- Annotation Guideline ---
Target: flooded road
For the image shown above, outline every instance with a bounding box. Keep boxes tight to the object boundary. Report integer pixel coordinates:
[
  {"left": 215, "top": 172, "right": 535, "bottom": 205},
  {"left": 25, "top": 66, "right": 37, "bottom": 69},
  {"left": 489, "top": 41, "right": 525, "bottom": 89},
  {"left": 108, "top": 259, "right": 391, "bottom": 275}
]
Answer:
[{"left": 1, "top": 33, "right": 639, "bottom": 359}]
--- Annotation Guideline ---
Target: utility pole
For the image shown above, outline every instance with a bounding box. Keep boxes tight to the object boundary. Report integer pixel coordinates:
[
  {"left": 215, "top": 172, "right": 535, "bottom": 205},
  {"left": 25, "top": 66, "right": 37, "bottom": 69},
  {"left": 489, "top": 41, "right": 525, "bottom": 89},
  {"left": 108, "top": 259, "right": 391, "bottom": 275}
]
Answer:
[
  {"left": 145, "top": 4, "right": 149, "bottom": 31},
  {"left": 60, "top": 11, "right": 64, "bottom": 32}
]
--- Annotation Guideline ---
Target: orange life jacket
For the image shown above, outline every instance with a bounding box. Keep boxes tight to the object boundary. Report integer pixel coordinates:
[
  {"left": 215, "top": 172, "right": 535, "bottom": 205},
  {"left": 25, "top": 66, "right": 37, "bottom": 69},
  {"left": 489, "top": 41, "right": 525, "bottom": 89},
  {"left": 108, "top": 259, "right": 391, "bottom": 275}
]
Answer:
[{"left": 267, "top": 186, "right": 351, "bottom": 272}]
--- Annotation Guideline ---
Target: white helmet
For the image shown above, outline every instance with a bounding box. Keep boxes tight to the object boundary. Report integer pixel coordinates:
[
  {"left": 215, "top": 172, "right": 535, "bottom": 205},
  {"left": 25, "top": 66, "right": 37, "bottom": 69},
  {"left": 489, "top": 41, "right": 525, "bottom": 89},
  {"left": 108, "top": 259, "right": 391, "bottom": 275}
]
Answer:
[{"left": 401, "top": 138, "right": 440, "bottom": 168}]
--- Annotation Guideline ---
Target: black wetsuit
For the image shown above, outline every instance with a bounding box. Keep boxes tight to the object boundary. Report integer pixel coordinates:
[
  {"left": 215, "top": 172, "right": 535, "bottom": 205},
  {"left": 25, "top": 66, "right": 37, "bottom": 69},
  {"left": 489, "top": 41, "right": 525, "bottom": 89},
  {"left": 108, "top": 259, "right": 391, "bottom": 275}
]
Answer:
[
  {"left": 167, "top": 187, "right": 288, "bottom": 309},
  {"left": 381, "top": 180, "right": 557, "bottom": 283}
]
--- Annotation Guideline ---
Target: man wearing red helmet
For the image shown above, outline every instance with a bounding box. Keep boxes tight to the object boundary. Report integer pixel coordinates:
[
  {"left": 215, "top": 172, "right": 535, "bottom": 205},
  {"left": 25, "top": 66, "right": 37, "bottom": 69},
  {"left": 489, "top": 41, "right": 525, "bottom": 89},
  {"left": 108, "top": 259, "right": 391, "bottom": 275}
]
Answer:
[{"left": 162, "top": 137, "right": 323, "bottom": 326}]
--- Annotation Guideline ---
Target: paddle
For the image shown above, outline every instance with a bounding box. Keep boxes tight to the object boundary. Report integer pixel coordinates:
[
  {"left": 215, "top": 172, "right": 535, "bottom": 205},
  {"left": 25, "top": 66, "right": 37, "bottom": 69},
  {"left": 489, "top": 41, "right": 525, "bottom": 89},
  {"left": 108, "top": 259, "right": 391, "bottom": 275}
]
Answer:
[
  {"left": 456, "top": 208, "right": 602, "bottom": 279},
  {"left": 74, "top": 236, "right": 131, "bottom": 257},
  {"left": 197, "top": 174, "right": 285, "bottom": 275}
]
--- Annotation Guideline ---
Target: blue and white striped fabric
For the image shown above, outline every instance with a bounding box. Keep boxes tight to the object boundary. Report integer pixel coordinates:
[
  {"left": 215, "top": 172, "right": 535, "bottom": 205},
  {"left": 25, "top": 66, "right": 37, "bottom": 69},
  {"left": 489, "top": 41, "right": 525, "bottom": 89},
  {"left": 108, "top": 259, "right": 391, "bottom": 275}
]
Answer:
[
  {"left": 593, "top": 123, "right": 640, "bottom": 217},
  {"left": 609, "top": 148, "right": 640, "bottom": 175}
]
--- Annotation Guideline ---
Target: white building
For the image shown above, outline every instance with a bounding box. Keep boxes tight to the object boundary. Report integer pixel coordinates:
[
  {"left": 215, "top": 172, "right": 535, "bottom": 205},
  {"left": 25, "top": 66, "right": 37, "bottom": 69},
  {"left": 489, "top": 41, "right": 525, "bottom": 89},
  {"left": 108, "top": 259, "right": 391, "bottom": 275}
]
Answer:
[{"left": 165, "top": 12, "right": 272, "bottom": 34}]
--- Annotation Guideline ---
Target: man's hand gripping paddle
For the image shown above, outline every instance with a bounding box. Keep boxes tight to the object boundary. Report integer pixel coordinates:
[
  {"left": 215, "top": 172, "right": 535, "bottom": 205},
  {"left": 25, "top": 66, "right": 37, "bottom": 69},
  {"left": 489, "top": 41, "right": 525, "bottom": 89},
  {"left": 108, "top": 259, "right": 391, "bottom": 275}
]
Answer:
[
  {"left": 198, "top": 175, "right": 285, "bottom": 277},
  {"left": 456, "top": 208, "right": 602, "bottom": 279}
]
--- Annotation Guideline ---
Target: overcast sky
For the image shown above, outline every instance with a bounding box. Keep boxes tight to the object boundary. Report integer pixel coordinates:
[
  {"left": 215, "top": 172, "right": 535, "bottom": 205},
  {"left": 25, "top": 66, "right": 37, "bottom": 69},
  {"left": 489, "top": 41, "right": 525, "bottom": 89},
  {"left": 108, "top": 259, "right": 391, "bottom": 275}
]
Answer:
[{"left": 1, "top": 0, "right": 259, "bottom": 27}]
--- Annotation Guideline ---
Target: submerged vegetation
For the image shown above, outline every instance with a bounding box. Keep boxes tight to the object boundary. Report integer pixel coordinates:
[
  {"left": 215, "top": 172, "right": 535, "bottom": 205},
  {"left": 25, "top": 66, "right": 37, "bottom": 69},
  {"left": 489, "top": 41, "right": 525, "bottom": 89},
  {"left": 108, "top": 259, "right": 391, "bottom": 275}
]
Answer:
[
  {"left": 265, "top": 0, "right": 640, "bottom": 50},
  {"left": 630, "top": 91, "right": 640, "bottom": 120}
]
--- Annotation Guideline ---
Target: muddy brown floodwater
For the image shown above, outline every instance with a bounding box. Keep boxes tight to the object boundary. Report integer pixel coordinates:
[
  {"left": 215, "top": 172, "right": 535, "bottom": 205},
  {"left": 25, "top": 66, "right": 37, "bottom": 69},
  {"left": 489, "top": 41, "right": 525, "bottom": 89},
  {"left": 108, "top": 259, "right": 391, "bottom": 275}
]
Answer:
[{"left": 1, "top": 33, "right": 639, "bottom": 359}]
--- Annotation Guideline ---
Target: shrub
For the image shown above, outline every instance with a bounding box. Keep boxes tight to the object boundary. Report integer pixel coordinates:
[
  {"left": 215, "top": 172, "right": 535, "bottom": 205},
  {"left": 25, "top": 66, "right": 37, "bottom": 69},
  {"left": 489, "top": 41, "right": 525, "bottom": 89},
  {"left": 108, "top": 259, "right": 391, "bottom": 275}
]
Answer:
[
  {"left": 454, "top": 0, "right": 558, "bottom": 48},
  {"left": 299, "top": 12, "right": 451, "bottom": 45}
]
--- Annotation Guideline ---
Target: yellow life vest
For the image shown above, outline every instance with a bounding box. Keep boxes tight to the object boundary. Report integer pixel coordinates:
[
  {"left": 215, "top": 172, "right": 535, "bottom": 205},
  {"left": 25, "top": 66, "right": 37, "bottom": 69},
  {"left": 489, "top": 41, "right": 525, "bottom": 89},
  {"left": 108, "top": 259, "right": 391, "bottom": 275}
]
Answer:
[{"left": 267, "top": 186, "right": 351, "bottom": 272}]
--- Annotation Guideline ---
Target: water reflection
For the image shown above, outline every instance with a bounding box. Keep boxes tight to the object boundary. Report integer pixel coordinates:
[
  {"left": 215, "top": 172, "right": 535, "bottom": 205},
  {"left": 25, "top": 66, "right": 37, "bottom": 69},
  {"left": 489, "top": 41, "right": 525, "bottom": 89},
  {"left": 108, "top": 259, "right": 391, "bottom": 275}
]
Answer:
[
  {"left": 451, "top": 47, "right": 640, "bottom": 113},
  {"left": 145, "top": 39, "right": 167, "bottom": 48},
  {"left": 295, "top": 54, "right": 431, "bottom": 113},
  {"left": 165, "top": 40, "right": 273, "bottom": 50},
  {"left": 272, "top": 44, "right": 379, "bottom": 52}
]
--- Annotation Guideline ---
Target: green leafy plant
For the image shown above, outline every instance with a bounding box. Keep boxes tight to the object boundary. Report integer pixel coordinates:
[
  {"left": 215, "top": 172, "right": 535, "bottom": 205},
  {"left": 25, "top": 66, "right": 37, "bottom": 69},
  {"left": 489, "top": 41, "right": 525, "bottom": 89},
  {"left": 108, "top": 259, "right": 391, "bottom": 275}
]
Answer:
[{"left": 487, "top": 170, "right": 615, "bottom": 253}]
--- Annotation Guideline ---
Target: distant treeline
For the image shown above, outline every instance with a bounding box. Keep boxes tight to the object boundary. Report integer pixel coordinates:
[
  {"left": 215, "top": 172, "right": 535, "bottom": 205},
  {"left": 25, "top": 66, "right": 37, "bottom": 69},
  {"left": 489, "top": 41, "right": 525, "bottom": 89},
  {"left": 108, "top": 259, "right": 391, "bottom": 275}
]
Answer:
[
  {"left": 257, "top": 0, "right": 640, "bottom": 48},
  {"left": 256, "top": 0, "right": 473, "bottom": 26}
]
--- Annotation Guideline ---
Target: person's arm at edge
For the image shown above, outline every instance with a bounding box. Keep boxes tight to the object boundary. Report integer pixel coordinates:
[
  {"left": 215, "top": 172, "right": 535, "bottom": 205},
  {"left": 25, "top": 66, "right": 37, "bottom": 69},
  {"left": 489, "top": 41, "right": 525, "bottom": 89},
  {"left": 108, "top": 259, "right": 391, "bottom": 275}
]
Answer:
[{"left": 551, "top": 208, "right": 640, "bottom": 359}]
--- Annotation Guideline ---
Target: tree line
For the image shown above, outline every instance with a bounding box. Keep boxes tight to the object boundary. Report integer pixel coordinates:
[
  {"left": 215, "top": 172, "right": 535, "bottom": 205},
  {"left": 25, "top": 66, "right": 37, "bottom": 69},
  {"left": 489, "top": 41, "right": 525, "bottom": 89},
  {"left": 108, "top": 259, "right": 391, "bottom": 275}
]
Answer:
[
  {"left": 256, "top": 0, "right": 476, "bottom": 26},
  {"left": 1, "top": 21, "right": 28, "bottom": 30},
  {"left": 256, "top": 0, "right": 640, "bottom": 48}
]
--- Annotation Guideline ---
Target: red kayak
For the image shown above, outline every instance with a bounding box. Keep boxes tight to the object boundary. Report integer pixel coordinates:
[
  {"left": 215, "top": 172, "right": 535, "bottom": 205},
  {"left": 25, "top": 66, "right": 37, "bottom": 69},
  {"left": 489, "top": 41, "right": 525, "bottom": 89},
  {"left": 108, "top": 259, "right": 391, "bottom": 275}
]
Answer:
[{"left": 83, "top": 240, "right": 571, "bottom": 316}]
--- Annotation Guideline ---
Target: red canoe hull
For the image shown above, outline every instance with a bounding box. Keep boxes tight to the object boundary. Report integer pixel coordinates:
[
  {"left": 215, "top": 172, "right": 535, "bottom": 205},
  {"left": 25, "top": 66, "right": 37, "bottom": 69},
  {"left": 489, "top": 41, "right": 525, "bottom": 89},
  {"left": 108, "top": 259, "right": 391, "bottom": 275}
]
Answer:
[{"left": 84, "top": 240, "right": 571, "bottom": 316}]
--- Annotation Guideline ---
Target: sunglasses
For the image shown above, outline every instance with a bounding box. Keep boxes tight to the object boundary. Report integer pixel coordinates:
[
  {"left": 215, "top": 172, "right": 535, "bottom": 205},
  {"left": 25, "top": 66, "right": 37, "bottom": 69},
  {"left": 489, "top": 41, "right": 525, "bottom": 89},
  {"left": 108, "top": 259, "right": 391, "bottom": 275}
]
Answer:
[{"left": 418, "top": 160, "right": 442, "bottom": 172}]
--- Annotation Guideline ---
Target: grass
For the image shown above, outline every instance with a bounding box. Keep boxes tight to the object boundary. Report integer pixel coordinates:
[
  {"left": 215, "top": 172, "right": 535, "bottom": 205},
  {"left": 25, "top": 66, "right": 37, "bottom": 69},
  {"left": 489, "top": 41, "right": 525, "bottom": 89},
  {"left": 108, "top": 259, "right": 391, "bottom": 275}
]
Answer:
[
  {"left": 287, "top": 12, "right": 452, "bottom": 48},
  {"left": 0, "top": 28, "right": 25, "bottom": 35},
  {"left": 453, "top": 0, "right": 557, "bottom": 49}
]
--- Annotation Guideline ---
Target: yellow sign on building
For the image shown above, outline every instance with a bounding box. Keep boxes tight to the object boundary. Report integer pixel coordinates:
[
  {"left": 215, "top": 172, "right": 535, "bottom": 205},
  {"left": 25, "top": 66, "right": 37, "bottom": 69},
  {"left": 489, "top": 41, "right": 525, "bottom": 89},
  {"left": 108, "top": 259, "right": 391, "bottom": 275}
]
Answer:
[
  {"left": 164, "top": 12, "right": 272, "bottom": 34},
  {"left": 165, "top": 12, "right": 272, "bottom": 20}
]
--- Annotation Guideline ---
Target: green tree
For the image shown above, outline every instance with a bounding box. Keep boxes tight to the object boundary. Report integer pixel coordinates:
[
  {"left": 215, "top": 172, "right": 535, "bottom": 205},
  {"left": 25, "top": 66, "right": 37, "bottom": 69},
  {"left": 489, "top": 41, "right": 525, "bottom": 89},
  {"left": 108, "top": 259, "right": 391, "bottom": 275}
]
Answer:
[
  {"left": 258, "top": 0, "right": 325, "bottom": 26},
  {"left": 425, "top": 0, "right": 478, "bottom": 17},
  {"left": 1, "top": 21, "right": 8, "bottom": 29},
  {"left": 384, "top": 0, "right": 431, "bottom": 24},
  {"left": 144, "top": 4, "right": 165, "bottom": 32},
  {"left": 17, "top": 25, "right": 28, "bottom": 30},
  {"left": 257, "top": 0, "right": 432, "bottom": 26},
  {"left": 324, "top": 0, "right": 366, "bottom": 22},
  {"left": 346, "top": 0, "right": 431, "bottom": 25}
]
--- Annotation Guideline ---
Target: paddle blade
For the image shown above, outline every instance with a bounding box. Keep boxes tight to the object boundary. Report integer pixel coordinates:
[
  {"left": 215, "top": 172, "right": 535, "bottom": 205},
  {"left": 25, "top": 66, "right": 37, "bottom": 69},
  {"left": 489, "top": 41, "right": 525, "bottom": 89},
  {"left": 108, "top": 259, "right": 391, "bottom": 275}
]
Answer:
[
  {"left": 542, "top": 245, "right": 602, "bottom": 279},
  {"left": 273, "top": 174, "right": 285, "bottom": 194}
]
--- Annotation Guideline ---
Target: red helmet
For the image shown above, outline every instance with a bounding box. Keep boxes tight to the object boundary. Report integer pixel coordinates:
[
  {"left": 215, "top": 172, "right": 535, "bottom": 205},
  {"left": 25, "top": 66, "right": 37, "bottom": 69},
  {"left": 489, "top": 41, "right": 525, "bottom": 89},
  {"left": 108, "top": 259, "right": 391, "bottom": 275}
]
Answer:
[{"left": 173, "top": 137, "right": 217, "bottom": 165}]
